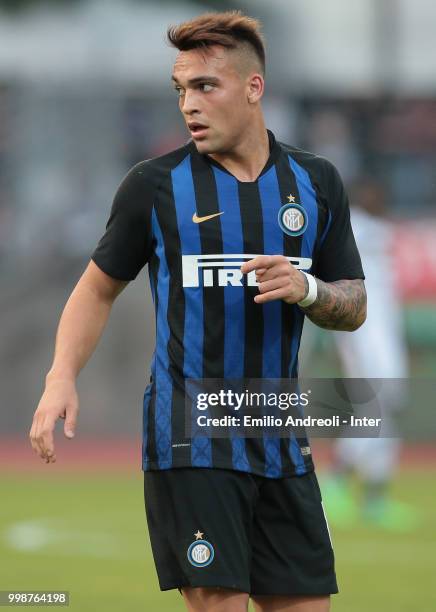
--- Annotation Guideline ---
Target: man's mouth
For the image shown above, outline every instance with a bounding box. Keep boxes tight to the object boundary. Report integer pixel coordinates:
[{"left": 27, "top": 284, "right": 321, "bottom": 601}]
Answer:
[{"left": 188, "top": 122, "right": 209, "bottom": 139}]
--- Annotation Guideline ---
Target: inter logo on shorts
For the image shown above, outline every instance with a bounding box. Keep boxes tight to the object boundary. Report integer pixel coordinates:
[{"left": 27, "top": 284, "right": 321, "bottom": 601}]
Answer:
[
  {"left": 278, "top": 203, "right": 308, "bottom": 237},
  {"left": 187, "top": 531, "right": 215, "bottom": 568}
]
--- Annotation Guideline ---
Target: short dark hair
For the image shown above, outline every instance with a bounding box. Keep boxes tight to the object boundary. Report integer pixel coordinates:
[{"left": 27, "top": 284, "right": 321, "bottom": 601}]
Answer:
[{"left": 167, "top": 11, "right": 266, "bottom": 75}]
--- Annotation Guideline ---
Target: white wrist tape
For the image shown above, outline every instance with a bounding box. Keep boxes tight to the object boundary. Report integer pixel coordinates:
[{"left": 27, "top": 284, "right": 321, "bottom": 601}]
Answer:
[{"left": 297, "top": 272, "right": 318, "bottom": 307}]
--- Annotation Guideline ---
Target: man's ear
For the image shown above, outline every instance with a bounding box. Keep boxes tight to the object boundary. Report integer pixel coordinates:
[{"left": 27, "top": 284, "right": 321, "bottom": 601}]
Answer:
[{"left": 247, "top": 74, "right": 264, "bottom": 103}]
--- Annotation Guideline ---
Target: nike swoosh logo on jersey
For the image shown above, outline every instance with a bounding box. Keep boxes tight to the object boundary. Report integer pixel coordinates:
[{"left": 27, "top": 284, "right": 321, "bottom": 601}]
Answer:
[{"left": 192, "top": 212, "right": 224, "bottom": 223}]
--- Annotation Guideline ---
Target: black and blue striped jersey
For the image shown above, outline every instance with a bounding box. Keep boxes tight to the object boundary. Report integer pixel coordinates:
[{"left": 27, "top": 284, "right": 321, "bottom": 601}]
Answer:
[{"left": 91, "top": 130, "right": 364, "bottom": 478}]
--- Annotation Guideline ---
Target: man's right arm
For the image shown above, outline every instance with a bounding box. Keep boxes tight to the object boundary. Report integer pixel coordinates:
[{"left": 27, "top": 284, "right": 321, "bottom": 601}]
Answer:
[
  {"left": 29, "top": 260, "right": 128, "bottom": 464},
  {"left": 30, "top": 160, "right": 155, "bottom": 464}
]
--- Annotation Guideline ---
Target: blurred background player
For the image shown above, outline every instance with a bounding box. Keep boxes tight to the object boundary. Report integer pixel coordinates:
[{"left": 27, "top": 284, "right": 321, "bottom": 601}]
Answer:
[{"left": 305, "top": 177, "right": 419, "bottom": 531}]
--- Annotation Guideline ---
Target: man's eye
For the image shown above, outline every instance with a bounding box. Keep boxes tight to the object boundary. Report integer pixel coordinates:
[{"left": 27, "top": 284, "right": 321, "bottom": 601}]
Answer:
[
  {"left": 174, "top": 87, "right": 185, "bottom": 97},
  {"left": 200, "top": 83, "right": 214, "bottom": 92}
]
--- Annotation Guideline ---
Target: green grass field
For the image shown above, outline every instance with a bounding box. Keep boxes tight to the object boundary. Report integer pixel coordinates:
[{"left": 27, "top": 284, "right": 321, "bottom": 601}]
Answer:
[{"left": 1, "top": 469, "right": 435, "bottom": 611}]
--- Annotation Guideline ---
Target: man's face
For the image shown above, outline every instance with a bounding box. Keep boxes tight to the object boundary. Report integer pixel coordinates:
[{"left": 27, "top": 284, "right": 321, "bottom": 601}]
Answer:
[{"left": 171, "top": 45, "right": 254, "bottom": 154}]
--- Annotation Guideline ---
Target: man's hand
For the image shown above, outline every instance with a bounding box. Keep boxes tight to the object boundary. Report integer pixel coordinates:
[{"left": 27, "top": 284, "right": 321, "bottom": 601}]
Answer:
[
  {"left": 29, "top": 378, "right": 79, "bottom": 464},
  {"left": 241, "top": 254, "right": 366, "bottom": 330},
  {"left": 240, "top": 255, "right": 307, "bottom": 305}
]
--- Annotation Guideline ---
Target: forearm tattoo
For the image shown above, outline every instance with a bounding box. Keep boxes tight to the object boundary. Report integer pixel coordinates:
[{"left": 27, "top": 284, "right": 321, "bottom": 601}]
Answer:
[{"left": 301, "top": 278, "right": 367, "bottom": 331}]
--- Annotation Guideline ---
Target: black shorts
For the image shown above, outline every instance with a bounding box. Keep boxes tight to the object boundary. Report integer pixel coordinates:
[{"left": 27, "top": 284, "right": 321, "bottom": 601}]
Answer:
[{"left": 143, "top": 467, "right": 338, "bottom": 596}]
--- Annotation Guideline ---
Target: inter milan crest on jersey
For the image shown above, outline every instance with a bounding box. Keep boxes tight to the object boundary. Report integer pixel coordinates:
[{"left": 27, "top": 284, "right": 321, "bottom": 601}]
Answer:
[
  {"left": 187, "top": 530, "right": 215, "bottom": 568},
  {"left": 278, "top": 195, "right": 308, "bottom": 237}
]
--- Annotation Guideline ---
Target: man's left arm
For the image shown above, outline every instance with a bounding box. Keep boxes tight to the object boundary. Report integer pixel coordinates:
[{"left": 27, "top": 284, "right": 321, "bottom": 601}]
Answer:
[
  {"left": 240, "top": 255, "right": 366, "bottom": 332},
  {"left": 299, "top": 275, "right": 366, "bottom": 331}
]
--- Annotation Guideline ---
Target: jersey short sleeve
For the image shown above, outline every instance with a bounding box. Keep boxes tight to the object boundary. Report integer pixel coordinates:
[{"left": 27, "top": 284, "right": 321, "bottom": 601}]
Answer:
[
  {"left": 91, "top": 161, "right": 155, "bottom": 281},
  {"left": 314, "top": 161, "right": 365, "bottom": 282}
]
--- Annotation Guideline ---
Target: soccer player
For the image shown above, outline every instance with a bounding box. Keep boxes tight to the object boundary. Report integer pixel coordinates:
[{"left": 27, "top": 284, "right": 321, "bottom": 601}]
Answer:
[
  {"left": 323, "top": 178, "right": 417, "bottom": 531},
  {"left": 29, "top": 12, "right": 366, "bottom": 612}
]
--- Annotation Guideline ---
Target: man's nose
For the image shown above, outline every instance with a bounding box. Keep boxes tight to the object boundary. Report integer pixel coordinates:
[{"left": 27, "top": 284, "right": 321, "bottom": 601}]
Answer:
[{"left": 181, "top": 90, "right": 199, "bottom": 115}]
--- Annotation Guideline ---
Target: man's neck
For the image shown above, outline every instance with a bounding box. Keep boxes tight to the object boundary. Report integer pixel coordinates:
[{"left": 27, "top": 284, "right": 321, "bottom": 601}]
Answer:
[{"left": 207, "top": 120, "right": 270, "bottom": 182}]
